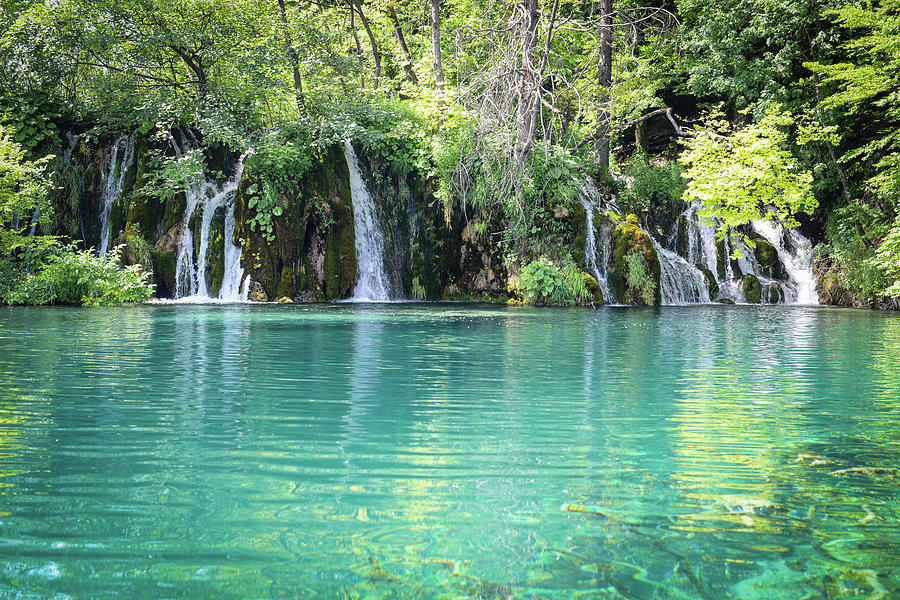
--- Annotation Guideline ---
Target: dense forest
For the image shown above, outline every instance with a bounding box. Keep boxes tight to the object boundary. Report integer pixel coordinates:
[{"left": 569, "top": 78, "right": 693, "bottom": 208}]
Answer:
[{"left": 1, "top": 0, "right": 898, "bottom": 307}]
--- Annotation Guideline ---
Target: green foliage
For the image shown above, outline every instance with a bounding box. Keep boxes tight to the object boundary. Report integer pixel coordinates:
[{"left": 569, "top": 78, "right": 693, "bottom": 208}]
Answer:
[
  {"left": 676, "top": 0, "right": 841, "bottom": 115},
  {"left": 624, "top": 251, "right": 656, "bottom": 305},
  {"left": 137, "top": 145, "right": 206, "bottom": 202},
  {"left": 0, "top": 122, "right": 54, "bottom": 259},
  {"left": 516, "top": 257, "right": 573, "bottom": 306},
  {"left": 623, "top": 154, "right": 686, "bottom": 214},
  {"left": 243, "top": 126, "right": 315, "bottom": 242},
  {"left": 5, "top": 245, "right": 154, "bottom": 306},
  {"left": 514, "top": 256, "right": 590, "bottom": 307},
  {"left": 681, "top": 106, "right": 817, "bottom": 244},
  {"left": 0, "top": 90, "right": 64, "bottom": 156},
  {"left": 807, "top": 0, "right": 900, "bottom": 205},
  {"left": 815, "top": 201, "right": 892, "bottom": 303}
]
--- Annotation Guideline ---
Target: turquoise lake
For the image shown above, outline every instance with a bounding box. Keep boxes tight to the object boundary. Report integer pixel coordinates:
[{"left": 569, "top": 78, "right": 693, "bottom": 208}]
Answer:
[{"left": 0, "top": 304, "right": 898, "bottom": 598}]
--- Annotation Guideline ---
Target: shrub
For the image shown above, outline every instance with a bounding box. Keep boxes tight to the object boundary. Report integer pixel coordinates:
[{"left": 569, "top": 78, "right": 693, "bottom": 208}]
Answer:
[
  {"left": 5, "top": 245, "right": 155, "bottom": 306},
  {"left": 517, "top": 257, "right": 571, "bottom": 306},
  {"left": 516, "top": 256, "right": 592, "bottom": 306}
]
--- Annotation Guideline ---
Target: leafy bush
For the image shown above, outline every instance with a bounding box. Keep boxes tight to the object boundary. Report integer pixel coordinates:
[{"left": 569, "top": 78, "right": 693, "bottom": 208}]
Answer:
[
  {"left": 623, "top": 154, "right": 686, "bottom": 214},
  {"left": 5, "top": 245, "right": 155, "bottom": 306},
  {"left": 515, "top": 256, "right": 592, "bottom": 306},
  {"left": 517, "top": 257, "right": 572, "bottom": 306}
]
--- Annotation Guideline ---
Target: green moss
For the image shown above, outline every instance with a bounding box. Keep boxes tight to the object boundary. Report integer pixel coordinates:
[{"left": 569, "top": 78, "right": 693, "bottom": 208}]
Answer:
[
  {"left": 207, "top": 221, "right": 226, "bottom": 297},
  {"left": 750, "top": 234, "right": 783, "bottom": 279},
  {"left": 716, "top": 237, "right": 726, "bottom": 280},
  {"left": 698, "top": 265, "right": 719, "bottom": 298},
  {"left": 322, "top": 146, "right": 357, "bottom": 299},
  {"left": 677, "top": 215, "right": 688, "bottom": 258},
  {"left": 151, "top": 250, "right": 176, "bottom": 298},
  {"left": 277, "top": 267, "right": 294, "bottom": 298},
  {"left": 613, "top": 219, "right": 660, "bottom": 305},
  {"left": 122, "top": 225, "right": 153, "bottom": 276},
  {"left": 581, "top": 272, "right": 604, "bottom": 305},
  {"left": 571, "top": 200, "right": 587, "bottom": 267},
  {"left": 743, "top": 274, "right": 761, "bottom": 303}
]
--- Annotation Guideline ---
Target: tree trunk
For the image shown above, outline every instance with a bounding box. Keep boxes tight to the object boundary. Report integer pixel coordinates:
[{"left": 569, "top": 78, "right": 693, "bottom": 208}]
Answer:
[
  {"left": 814, "top": 78, "right": 852, "bottom": 204},
  {"left": 349, "top": 1, "right": 365, "bottom": 89},
  {"left": 595, "top": 0, "right": 613, "bottom": 169},
  {"left": 431, "top": 0, "right": 444, "bottom": 93},
  {"left": 351, "top": 0, "right": 381, "bottom": 90},
  {"left": 515, "top": 0, "right": 540, "bottom": 165},
  {"left": 386, "top": 5, "right": 418, "bottom": 85},
  {"left": 277, "top": 0, "right": 305, "bottom": 113}
]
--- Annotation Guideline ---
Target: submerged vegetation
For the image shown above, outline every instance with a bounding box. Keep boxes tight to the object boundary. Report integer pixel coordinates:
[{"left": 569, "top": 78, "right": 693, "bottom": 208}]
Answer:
[{"left": 0, "top": 0, "right": 897, "bottom": 306}]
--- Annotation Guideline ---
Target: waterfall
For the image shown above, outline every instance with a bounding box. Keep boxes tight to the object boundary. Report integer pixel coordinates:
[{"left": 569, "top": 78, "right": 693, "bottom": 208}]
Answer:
[
  {"left": 98, "top": 134, "right": 136, "bottom": 255},
  {"left": 218, "top": 197, "right": 251, "bottom": 302},
  {"left": 675, "top": 201, "right": 819, "bottom": 304},
  {"left": 343, "top": 140, "right": 393, "bottom": 301},
  {"left": 173, "top": 148, "right": 250, "bottom": 301},
  {"left": 654, "top": 241, "right": 711, "bottom": 304},
  {"left": 578, "top": 182, "right": 613, "bottom": 302},
  {"left": 751, "top": 220, "right": 819, "bottom": 304}
]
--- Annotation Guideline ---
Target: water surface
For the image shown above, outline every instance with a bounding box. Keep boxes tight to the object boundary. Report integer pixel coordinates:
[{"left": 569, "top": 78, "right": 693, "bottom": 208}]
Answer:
[{"left": 0, "top": 304, "right": 898, "bottom": 598}]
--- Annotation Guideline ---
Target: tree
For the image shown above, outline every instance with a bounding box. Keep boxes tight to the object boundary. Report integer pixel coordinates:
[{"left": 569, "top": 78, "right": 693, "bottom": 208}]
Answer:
[
  {"left": 680, "top": 107, "right": 817, "bottom": 240},
  {"left": 0, "top": 123, "right": 52, "bottom": 259}
]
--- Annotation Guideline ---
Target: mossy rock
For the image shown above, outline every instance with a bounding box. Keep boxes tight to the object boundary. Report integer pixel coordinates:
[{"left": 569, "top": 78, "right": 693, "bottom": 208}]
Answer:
[
  {"left": 743, "top": 274, "right": 761, "bottom": 304},
  {"left": 571, "top": 200, "right": 587, "bottom": 268},
  {"left": 277, "top": 267, "right": 294, "bottom": 298},
  {"left": 580, "top": 272, "right": 604, "bottom": 306},
  {"left": 715, "top": 233, "right": 743, "bottom": 279},
  {"left": 715, "top": 237, "right": 726, "bottom": 280},
  {"left": 613, "top": 218, "right": 660, "bottom": 305},
  {"left": 719, "top": 298, "right": 736, "bottom": 305},
  {"left": 750, "top": 234, "right": 784, "bottom": 279},
  {"left": 764, "top": 284, "right": 785, "bottom": 304},
  {"left": 151, "top": 250, "right": 176, "bottom": 298},
  {"left": 698, "top": 264, "right": 719, "bottom": 298},
  {"left": 676, "top": 214, "right": 689, "bottom": 259}
]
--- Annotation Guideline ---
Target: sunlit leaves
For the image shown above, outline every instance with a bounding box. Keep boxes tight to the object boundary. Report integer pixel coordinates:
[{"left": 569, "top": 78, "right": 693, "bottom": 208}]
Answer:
[{"left": 680, "top": 107, "right": 817, "bottom": 240}]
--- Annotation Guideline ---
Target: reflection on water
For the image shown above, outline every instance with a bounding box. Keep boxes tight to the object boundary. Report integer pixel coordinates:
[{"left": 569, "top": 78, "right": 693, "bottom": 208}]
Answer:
[{"left": 0, "top": 304, "right": 898, "bottom": 598}]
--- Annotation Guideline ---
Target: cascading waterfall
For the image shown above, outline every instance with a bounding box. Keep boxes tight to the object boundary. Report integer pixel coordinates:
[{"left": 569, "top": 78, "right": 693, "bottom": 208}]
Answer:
[
  {"left": 578, "top": 180, "right": 613, "bottom": 302},
  {"left": 654, "top": 241, "right": 711, "bottom": 304},
  {"left": 751, "top": 220, "right": 819, "bottom": 304},
  {"left": 98, "top": 134, "right": 135, "bottom": 255},
  {"left": 343, "top": 140, "right": 393, "bottom": 301},
  {"left": 173, "top": 147, "right": 250, "bottom": 301},
  {"left": 674, "top": 200, "right": 819, "bottom": 304}
]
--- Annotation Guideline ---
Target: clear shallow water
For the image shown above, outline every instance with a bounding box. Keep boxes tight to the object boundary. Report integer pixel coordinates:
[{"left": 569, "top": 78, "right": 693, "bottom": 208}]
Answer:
[{"left": 0, "top": 304, "right": 898, "bottom": 599}]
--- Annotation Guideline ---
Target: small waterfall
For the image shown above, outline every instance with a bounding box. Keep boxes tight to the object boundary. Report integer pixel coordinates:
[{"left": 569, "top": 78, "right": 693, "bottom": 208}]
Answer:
[
  {"left": 98, "top": 134, "right": 135, "bottom": 255},
  {"left": 675, "top": 201, "right": 819, "bottom": 304},
  {"left": 218, "top": 198, "right": 251, "bottom": 302},
  {"left": 578, "top": 182, "right": 613, "bottom": 302},
  {"left": 343, "top": 140, "right": 393, "bottom": 301},
  {"left": 654, "top": 241, "right": 711, "bottom": 304},
  {"left": 174, "top": 148, "right": 250, "bottom": 301},
  {"left": 751, "top": 220, "right": 819, "bottom": 304}
]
